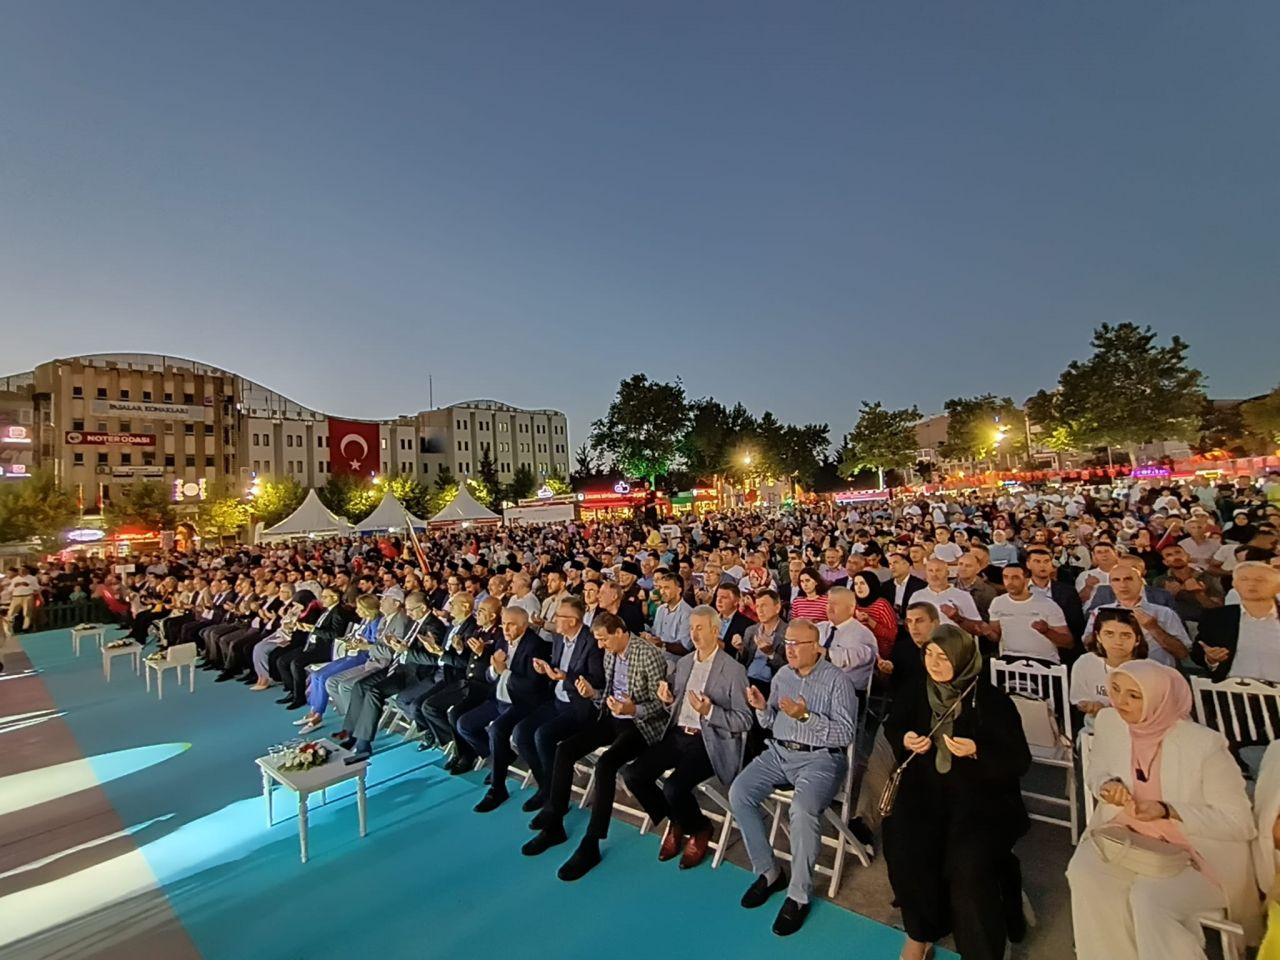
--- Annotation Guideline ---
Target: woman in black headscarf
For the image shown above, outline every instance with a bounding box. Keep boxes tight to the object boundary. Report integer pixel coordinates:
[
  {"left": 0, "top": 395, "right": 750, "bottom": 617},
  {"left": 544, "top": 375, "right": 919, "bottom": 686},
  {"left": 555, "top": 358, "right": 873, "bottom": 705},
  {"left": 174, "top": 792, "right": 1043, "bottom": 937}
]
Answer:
[
  {"left": 882, "top": 625, "right": 1031, "bottom": 960},
  {"left": 850, "top": 570, "right": 898, "bottom": 659}
]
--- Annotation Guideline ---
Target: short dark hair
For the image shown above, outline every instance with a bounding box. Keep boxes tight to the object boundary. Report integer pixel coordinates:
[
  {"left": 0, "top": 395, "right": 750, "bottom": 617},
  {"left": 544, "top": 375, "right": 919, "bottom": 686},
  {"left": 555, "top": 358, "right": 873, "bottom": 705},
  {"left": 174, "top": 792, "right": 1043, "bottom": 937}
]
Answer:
[
  {"left": 716, "top": 582, "right": 741, "bottom": 600},
  {"left": 905, "top": 601, "right": 940, "bottom": 622},
  {"left": 754, "top": 587, "right": 781, "bottom": 605},
  {"left": 1002, "top": 562, "right": 1029, "bottom": 575},
  {"left": 659, "top": 571, "right": 684, "bottom": 591},
  {"left": 558, "top": 595, "right": 586, "bottom": 620},
  {"left": 591, "top": 611, "right": 626, "bottom": 635}
]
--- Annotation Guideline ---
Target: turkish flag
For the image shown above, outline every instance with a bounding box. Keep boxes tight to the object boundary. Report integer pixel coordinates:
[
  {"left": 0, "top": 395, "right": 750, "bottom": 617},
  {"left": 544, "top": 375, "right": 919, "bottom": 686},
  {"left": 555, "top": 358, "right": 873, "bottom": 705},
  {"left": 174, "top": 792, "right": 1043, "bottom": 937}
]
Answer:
[{"left": 328, "top": 418, "right": 380, "bottom": 477}]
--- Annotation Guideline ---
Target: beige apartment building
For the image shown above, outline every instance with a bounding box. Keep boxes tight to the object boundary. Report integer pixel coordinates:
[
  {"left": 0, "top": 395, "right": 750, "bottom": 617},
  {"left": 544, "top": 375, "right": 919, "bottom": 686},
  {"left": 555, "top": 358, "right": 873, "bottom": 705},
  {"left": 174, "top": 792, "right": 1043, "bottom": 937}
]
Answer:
[{"left": 3, "top": 353, "right": 569, "bottom": 503}]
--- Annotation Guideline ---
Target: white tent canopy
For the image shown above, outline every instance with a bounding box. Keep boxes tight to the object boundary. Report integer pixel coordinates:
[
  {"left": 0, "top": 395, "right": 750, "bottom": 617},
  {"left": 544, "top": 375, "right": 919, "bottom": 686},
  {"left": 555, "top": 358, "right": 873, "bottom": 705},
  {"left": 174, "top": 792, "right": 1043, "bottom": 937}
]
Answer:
[
  {"left": 261, "top": 489, "right": 353, "bottom": 539},
  {"left": 428, "top": 484, "right": 501, "bottom": 526},
  {"left": 353, "top": 491, "right": 428, "bottom": 533}
]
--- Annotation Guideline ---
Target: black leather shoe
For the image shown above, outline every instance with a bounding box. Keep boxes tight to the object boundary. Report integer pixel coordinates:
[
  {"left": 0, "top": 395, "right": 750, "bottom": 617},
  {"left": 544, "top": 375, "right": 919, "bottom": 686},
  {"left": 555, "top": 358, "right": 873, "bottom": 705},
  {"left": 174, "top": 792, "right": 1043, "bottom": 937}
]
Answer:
[
  {"left": 275, "top": 694, "right": 293, "bottom": 704},
  {"left": 529, "top": 808, "right": 559, "bottom": 832},
  {"left": 473, "top": 789, "right": 509, "bottom": 813},
  {"left": 338, "top": 737, "right": 357, "bottom": 751},
  {"left": 448, "top": 757, "right": 473, "bottom": 776},
  {"left": 344, "top": 752, "right": 371, "bottom": 766},
  {"left": 521, "top": 825, "right": 567, "bottom": 857},
  {"left": 557, "top": 841, "right": 602, "bottom": 882},
  {"left": 771, "top": 898, "right": 809, "bottom": 936},
  {"left": 214, "top": 673, "right": 234, "bottom": 683},
  {"left": 741, "top": 870, "right": 788, "bottom": 909},
  {"left": 521, "top": 791, "right": 546, "bottom": 813}
]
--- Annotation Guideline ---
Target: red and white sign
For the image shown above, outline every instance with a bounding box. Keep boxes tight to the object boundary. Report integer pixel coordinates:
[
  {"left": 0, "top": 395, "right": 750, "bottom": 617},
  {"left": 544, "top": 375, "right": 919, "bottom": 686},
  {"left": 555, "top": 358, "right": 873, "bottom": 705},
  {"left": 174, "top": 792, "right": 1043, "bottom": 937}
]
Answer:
[
  {"left": 327, "top": 418, "right": 380, "bottom": 477},
  {"left": 65, "top": 432, "right": 156, "bottom": 446}
]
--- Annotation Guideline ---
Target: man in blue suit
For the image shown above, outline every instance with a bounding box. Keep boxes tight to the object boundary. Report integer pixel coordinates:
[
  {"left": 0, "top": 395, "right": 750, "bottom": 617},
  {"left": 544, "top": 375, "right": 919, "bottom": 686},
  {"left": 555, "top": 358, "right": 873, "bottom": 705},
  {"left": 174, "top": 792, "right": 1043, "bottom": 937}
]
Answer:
[{"left": 508, "top": 596, "right": 606, "bottom": 813}]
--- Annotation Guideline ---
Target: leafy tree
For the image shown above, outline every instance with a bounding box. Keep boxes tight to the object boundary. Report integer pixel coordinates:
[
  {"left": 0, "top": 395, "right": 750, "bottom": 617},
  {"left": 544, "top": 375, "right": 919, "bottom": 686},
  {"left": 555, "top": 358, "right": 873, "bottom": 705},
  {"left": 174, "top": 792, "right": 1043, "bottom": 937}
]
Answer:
[
  {"left": 544, "top": 473, "right": 572, "bottom": 496},
  {"left": 1027, "top": 323, "right": 1205, "bottom": 463},
  {"left": 505, "top": 464, "right": 537, "bottom": 503},
  {"left": 385, "top": 476, "right": 431, "bottom": 518},
  {"left": 104, "top": 480, "right": 176, "bottom": 532},
  {"left": 590, "top": 374, "right": 691, "bottom": 485},
  {"left": 317, "top": 473, "right": 374, "bottom": 521},
  {"left": 434, "top": 466, "right": 456, "bottom": 492},
  {"left": 772, "top": 422, "right": 831, "bottom": 488},
  {"left": 475, "top": 446, "right": 501, "bottom": 507},
  {"left": 196, "top": 495, "right": 252, "bottom": 540},
  {"left": 1241, "top": 385, "right": 1280, "bottom": 449},
  {"left": 1196, "top": 398, "right": 1248, "bottom": 456},
  {"left": 940, "top": 395, "right": 1027, "bottom": 463},
  {"left": 572, "top": 443, "right": 598, "bottom": 481},
  {"left": 913, "top": 459, "right": 937, "bottom": 483},
  {"left": 838, "top": 401, "right": 921, "bottom": 489},
  {"left": 251, "top": 477, "right": 304, "bottom": 528},
  {"left": 0, "top": 470, "right": 79, "bottom": 548},
  {"left": 465, "top": 476, "right": 495, "bottom": 509}
]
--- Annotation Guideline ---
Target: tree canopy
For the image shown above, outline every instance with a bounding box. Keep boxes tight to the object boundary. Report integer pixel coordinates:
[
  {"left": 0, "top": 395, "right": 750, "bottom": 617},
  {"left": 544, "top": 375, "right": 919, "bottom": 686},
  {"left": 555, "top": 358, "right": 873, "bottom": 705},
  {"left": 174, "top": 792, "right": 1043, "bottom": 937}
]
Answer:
[
  {"left": 104, "top": 480, "right": 175, "bottom": 533},
  {"left": 1241, "top": 385, "right": 1280, "bottom": 449},
  {"left": 590, "top": 374, "right": 692, "bottom": 484},
  {"left": 838, "top": 401, "right": 921, "bottom": 487},
  {"left": 941, "top": 394, "right": 1027, "bottom": 463},
  {"left": 0, "top": 471, "right": 78, "bottom": 548}
]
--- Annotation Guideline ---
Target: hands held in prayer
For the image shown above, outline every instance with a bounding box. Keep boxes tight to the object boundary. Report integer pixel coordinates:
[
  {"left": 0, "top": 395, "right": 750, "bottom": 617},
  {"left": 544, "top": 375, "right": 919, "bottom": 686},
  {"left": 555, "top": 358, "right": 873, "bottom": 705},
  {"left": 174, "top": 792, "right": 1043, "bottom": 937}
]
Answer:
[
  {"left": 942, "top": 735, "right": 977, "bottom": 758},
  {"left": 1099, "top": 779, "right": 1131, "bottom": 807},
  {"left": 491, "top": 648, "right": 509, "bottom": 674},
  {"left": 731, "top": 633, "right": 744, "bottom": 651},
  {"left": 1130, "top": 608, "right": 1156, "bottom": 630},
  {"left": 641, "top": 631, "right": 663, "bottom": 648},
  {"left": 687, "top": 689, "right": 712, "bottom": 717},
  {"left": 1200, "top": 642, "right": 1230, "bottom": 665},
  {"left": 533, "top": 658, "right": 550, "bottom": 676},
  {"left": 606, "top": 694, "right": 636, "bottom": 717},
  {"left": 903, "top": 731, "right": 933, "bottom": 755},
  {"left": 575, "top": 675, "right": 597, "bottom": 699},
  {"left": 778, "top": 695, "right": 807, "bottom": 720},
  {"left": 466, "top": 635, "right": 486, "bottom": 657},
  {"left": 1031, "top": 619, "right": 1051, "bottom": 636},
  {"left": 657, "top": 680, "right": 674, "bottom": 705},
  {"left": 854, "top": 609, "right": 873, "bottom": 626},
  {"left": 746, "top": 685, "right": 767, "bottom": 711},
  {"left": 1084, "top": 574, "right": 1100, "bottom": 590}
]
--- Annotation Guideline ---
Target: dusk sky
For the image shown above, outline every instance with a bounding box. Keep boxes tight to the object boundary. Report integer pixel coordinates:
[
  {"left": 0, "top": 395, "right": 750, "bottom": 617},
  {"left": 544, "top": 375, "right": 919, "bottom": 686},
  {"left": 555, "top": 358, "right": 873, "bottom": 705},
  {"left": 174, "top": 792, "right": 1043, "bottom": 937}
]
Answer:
[{"left": 2, "top": 2, "right": 1277, "bottom": 449}]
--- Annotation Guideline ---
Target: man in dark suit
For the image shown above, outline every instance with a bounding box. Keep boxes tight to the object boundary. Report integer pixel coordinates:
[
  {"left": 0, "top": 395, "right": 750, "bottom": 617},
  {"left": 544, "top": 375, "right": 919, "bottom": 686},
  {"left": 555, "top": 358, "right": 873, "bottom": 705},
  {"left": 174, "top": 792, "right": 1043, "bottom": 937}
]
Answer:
[
  {"left": 714, "top": 583, "right": 755, "bottom": 651},
  {"left": 276, "top": 588, "right": 353, "bottom": 708},
  {"left": 507, "top": 595, "right": 606, "bottom": 813},
  {"left": 1190, "top": 561, "right": 1280, "bottom": 680},
  {"left": 779, "top": 554, "right": 805, "bottom": 617},
  {"left": 1025, "top": 547, "right": 1087, "bottom": 646},
  {"left": 415, "top": 596, "right": 497, "bottom": 762},
  {"left": 456, "top": 607, "right": 551, "bottom": 810},
  {"left": 338, "top": 591, "right": 448, "bottom": 761},
  {"left": 886, "top": 553, "right": 926, "bottom": 620}
]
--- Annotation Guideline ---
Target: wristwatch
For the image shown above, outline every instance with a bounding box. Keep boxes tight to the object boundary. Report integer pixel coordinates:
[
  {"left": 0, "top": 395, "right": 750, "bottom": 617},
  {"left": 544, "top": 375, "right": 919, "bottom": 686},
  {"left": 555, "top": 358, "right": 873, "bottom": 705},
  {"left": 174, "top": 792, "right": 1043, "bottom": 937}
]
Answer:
[{"left": 798, "top": 709, "right": 811, "bottom": 723}]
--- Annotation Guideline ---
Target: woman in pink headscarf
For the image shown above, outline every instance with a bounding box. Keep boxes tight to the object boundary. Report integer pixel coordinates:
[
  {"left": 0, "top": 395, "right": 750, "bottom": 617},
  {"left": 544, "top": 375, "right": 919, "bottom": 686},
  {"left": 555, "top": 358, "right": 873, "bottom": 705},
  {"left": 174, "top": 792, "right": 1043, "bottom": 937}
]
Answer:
[{"left": 1067, "top": 661, "right": 1258, "bottom": 960}]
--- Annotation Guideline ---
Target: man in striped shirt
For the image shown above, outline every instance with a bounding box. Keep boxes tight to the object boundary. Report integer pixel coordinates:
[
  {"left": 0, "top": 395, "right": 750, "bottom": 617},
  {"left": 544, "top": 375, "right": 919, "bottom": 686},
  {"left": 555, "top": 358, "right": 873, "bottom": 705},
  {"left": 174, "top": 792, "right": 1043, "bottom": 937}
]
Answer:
[{"left": 729, "top": 618, "right": 858, "bottom": 936}]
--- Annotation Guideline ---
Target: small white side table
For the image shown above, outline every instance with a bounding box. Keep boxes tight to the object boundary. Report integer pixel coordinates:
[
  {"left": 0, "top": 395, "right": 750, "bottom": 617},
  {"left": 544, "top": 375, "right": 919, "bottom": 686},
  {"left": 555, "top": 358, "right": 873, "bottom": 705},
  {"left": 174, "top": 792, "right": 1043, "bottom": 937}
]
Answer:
[
  {"left": 102, "top": 641, "right": 143, "bottom": 680},
  {"left": 255, "top": 739, "right": 369, "bottom": 864},
  {"left": 71, "top": 624, "right": 108, "bottom": 656},
  {"left": 144, "top": 642, "right": 197, "bottom": 699}
]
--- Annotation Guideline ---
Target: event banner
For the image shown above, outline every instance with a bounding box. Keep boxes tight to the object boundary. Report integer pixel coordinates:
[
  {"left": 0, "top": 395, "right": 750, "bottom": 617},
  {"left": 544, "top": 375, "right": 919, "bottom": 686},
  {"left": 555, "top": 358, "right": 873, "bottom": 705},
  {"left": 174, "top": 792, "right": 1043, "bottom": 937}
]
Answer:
[
  {"left": 65, "top": 431, "right": 156, "bottom": 446},
  {"left": 327, "top": 418, "right": 380, "bottom": 477}
]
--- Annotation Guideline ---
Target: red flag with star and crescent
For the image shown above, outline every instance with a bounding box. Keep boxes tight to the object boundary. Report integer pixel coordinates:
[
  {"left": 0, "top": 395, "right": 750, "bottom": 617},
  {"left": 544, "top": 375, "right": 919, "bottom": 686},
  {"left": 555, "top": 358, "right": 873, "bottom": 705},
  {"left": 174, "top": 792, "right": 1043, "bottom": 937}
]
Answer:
[{"left": 327, "top": 418, "right": 380, "bottom": 477}]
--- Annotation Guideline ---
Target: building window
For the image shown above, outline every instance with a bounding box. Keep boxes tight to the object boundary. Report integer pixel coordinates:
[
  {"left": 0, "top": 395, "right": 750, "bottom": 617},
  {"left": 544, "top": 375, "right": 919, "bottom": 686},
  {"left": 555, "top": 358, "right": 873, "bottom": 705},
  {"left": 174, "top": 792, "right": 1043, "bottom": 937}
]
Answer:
[
  {"left": 73, "top": 452, "right": 84, "bottom": 465},
  {"left": 184, "top": 423, "right": 194, "bottom": 435},
  {"left": 286, "top": 461, "right": 294, "bottom": 474},
  {"left": 204, "top": 424, "right": 214, "bottom": 435},
  {"left": 142, "top": 390, "right": 152, "bottom": 401},
  {"left": 97, "top": 452, "right": 108, "bottom": 465},
  {"left": 183, "top": 392, "right": 194, "bottom": 404},
  {"left": 253, "top": 433, "right": 260, "bottom": 445},
  {"left": 164, "top": 422, "right": 174, "bottom": 433},
  {"left": 380, "top": 437, "right": 387, "bottom": 450},
  {"left": 96, "top": 387, "right": 107, "bottom": 399},
  {"left": 262, "top": 462, "right": 270, "bottom": 474},
  {"left": 421, "top": 461, "right": 429, "bottom": 473},
  {"left": 286, "top": 434, "right": 294, "bottom": 447},
  {"left": 120, "top": 453, "right": 132, "bottom": 465},
  {"left": 499, "top": 422, "right": 508, "bottom": 432},
  {"left": 296, "top": 460, "right": 303, "bottom": 473},
  {"left": 185, "top": 455, "right": 195, "bottom": 467},
  {"left": 72, "top": 419, "right": 84, "bottom": 431},
  {"left": 165, "top": 454, "right": 175, "bottom": 467},
  {"left": 119, "top": 420, "right": 131, "bottom": 432},
  {"left": 317, "top": 437, "right": 324, "bottom": 448},
  {"left": 262, "top": 435, "right": 269, "bottom": 447},
  {"left": 72, "top": 385, "right": 83, "bottom": 398},
  {"left": 164, "top": 392, "right": 173, "bottom": 402},
  {"left": 253, "top": 460, "right": 261, "bottom": 472},
  {"left": 143, "top": 453, "right": 154, "bottom": 466},
  {"left": 205, "top": 456, "right": 215, "bottom": 467}
]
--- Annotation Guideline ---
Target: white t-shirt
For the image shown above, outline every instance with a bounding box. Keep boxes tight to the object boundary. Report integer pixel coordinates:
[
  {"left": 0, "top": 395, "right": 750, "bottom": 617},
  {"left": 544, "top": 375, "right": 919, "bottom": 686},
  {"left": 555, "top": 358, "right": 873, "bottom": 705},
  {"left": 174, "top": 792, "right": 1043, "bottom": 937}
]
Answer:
[
  {"left": 1075, "top": 568, "right": 1111, "bottom": 593},
  {"left": 933, "top": 542, "right": 963, "bottom": 564},
  {"left": 988, "top": 593, "right": 1069, "bottom": 662},
  {"left": 1179, "top": 535, "right": 1221, "bottom": 567},
  {"left": 1069, "top": 655, "right": 1114, "bottom": 706},
  {"left": 918, "top": 586, "right": 980, "bottom": 628}
]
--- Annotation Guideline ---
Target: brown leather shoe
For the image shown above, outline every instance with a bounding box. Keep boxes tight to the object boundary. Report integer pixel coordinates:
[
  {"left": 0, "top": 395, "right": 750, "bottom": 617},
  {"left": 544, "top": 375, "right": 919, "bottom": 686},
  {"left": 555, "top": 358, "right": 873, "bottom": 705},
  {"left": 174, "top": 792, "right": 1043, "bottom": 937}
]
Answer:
[
  {"left": 679, "top": 827, "right": 712, "bottom": 870},
  {"left": 658, "top": 822, "right": 684, "bottom": 862}
]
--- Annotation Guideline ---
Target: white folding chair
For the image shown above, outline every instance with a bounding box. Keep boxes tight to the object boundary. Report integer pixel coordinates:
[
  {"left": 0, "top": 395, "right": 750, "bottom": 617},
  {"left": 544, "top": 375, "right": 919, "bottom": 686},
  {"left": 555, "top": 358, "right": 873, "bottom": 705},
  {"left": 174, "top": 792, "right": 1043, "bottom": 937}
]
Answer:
[
  {"left": 1191, "top": 676, "right": 1280, "bottom": 744},
  {"left": 760, "top": 741, "right": 873, "bottom": 898},
  {"left": 990, "top": 658, "right": 1078, "bottom": 842},
  {"left": 576, "top": 746, "right": 648, "bottom": 822},
  {"left": 1078, "top": 730, "right": 1096, "bottom": 824},
  {"left": 378, "top": 699, "right": 421, "bottom": 741}
]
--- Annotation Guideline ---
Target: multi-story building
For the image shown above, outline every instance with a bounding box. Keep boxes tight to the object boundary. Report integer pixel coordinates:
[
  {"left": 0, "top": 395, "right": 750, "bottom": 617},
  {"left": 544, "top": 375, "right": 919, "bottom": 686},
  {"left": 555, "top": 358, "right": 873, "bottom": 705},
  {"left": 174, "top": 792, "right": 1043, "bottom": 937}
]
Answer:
[{"left": 5, "top": 353, "right": 569, "bottom": 504}]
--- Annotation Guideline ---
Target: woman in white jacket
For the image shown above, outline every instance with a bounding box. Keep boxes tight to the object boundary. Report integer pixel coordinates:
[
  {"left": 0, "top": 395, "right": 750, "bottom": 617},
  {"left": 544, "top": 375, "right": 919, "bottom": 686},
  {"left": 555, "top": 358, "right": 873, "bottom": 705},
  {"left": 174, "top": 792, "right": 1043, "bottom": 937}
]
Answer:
[{"left": 1067, "top": 660, "right": 1257, "bottom": 960}]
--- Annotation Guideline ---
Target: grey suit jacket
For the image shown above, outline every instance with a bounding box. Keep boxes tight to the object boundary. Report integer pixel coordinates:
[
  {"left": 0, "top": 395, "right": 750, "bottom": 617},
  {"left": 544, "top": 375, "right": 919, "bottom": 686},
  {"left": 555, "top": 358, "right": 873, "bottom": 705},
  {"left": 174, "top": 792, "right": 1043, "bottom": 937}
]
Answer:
[
  {"left": 367, "top": 610, "right": 412, "bottom": 666},
  {"left": 666, "top": 649, "right": 752, "bottom": 786}
]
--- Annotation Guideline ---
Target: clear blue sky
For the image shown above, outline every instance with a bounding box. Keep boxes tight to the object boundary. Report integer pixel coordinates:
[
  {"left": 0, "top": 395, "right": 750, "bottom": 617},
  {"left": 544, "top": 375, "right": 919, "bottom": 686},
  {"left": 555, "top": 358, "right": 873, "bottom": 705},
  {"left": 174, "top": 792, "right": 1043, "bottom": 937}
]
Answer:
[{"left": 2, "top": 2, "right": 1277, "bottom": 448}]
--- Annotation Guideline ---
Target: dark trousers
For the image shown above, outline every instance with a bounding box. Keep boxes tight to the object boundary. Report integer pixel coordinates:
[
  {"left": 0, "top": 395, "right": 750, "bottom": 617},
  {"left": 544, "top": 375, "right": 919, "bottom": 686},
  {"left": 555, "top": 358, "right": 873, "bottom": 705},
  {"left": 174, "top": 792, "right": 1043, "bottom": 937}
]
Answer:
[
  {"left": 181, "top": 617, "right": 216, "bottom": 649},
  {"left": 884, "top": 810, "right": 1017, "bottom": 960},
  {"left": 223, "top": 630, "right": 261, "bottom": 674},
  {"left": 129, "top": 609, "right": 167, "bottom": 642},
  {"left": 420, "top": 680, "right": 489, "bottom": 753},
  {"left": 456, "top": 699, "right": 533, "bottom": 784},
  {"left": 278, "top": 645, "right": 328, "bottom": 700},
  {"left": 512, "top": 698, "right": 593, "bottom": 791},
  {"left": 163, "top": 613, "right": 194, "bottom": 645},
  {"left": 547, "top": 715, "right": 649, "bottom": 840},
  {"left": 621, "top": 728, "right": 715, "bottom": 833}
]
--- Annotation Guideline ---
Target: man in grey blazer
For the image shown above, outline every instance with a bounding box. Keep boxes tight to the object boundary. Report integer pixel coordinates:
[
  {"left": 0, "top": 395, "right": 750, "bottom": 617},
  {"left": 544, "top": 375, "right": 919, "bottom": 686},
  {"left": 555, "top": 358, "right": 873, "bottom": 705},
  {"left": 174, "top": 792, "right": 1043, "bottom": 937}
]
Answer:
[
  {"left": 622, "top": 604, "right": 752, "bottom": 869},
  {"left": 326, "top": 587, "right": 412, "bottom": 719}
]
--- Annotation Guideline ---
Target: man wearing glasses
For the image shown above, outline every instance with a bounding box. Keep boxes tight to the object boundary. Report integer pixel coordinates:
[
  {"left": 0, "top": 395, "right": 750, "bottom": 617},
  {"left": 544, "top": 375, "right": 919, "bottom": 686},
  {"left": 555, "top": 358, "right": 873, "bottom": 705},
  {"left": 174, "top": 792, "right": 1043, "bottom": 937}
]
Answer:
[{"left": 728, "top": 618, "right": 858, "bottom": 937}]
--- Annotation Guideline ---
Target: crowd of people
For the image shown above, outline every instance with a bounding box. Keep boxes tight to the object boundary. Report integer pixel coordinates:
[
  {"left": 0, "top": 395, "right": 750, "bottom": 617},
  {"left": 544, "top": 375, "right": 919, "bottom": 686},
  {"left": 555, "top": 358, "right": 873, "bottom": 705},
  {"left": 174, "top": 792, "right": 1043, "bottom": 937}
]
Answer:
[{"left": 5, "top": 470, "right": 1280, "bottom": 958}]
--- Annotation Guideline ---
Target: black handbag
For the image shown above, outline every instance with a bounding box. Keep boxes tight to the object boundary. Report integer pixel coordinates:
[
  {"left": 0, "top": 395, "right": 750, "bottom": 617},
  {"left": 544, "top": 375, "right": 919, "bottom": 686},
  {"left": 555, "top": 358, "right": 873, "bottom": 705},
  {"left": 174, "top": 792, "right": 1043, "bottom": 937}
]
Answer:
[{"left": 879, "top": 677, "right": 979, "bottom": 818}]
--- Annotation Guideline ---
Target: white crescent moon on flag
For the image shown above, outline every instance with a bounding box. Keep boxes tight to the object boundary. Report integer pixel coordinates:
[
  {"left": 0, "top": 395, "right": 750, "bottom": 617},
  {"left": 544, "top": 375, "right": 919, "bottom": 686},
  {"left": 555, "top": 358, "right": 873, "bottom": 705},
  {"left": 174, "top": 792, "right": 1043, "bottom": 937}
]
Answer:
[{"left": 339, "top": 433, "right": 369, "bottom": 465}]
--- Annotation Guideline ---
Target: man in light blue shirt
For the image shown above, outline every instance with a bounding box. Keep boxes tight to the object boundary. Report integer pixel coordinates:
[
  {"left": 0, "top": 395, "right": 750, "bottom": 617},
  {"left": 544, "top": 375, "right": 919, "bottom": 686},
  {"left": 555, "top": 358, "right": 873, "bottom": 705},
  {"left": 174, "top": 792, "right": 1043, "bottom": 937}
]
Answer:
[{"left": 646, "top": 572, "right": 694, "bottom": 663}]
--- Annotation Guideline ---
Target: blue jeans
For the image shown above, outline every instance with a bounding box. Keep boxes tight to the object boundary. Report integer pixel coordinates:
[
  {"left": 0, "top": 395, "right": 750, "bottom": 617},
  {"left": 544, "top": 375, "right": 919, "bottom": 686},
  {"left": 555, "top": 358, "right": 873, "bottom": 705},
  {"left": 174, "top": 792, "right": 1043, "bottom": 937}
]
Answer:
[{"left": 728, "top": 742, "right": 846, "bottom": 904}]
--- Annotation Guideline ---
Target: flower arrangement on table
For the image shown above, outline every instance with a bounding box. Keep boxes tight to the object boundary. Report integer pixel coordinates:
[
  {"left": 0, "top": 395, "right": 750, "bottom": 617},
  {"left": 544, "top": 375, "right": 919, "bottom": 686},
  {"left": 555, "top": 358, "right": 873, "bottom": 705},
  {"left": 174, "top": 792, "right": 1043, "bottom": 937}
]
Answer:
[
  {"left": 73, "top": 622, "right": 102, "bottom": 631},
  {"left": 106, "top": 638, "right": 137, "bottom": 649},
  {"left": 146, "top": 650, "right": 167, "bottom": 662},
  {"left": 277, "top": 741, "right": 331, "bottom": 772}
]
